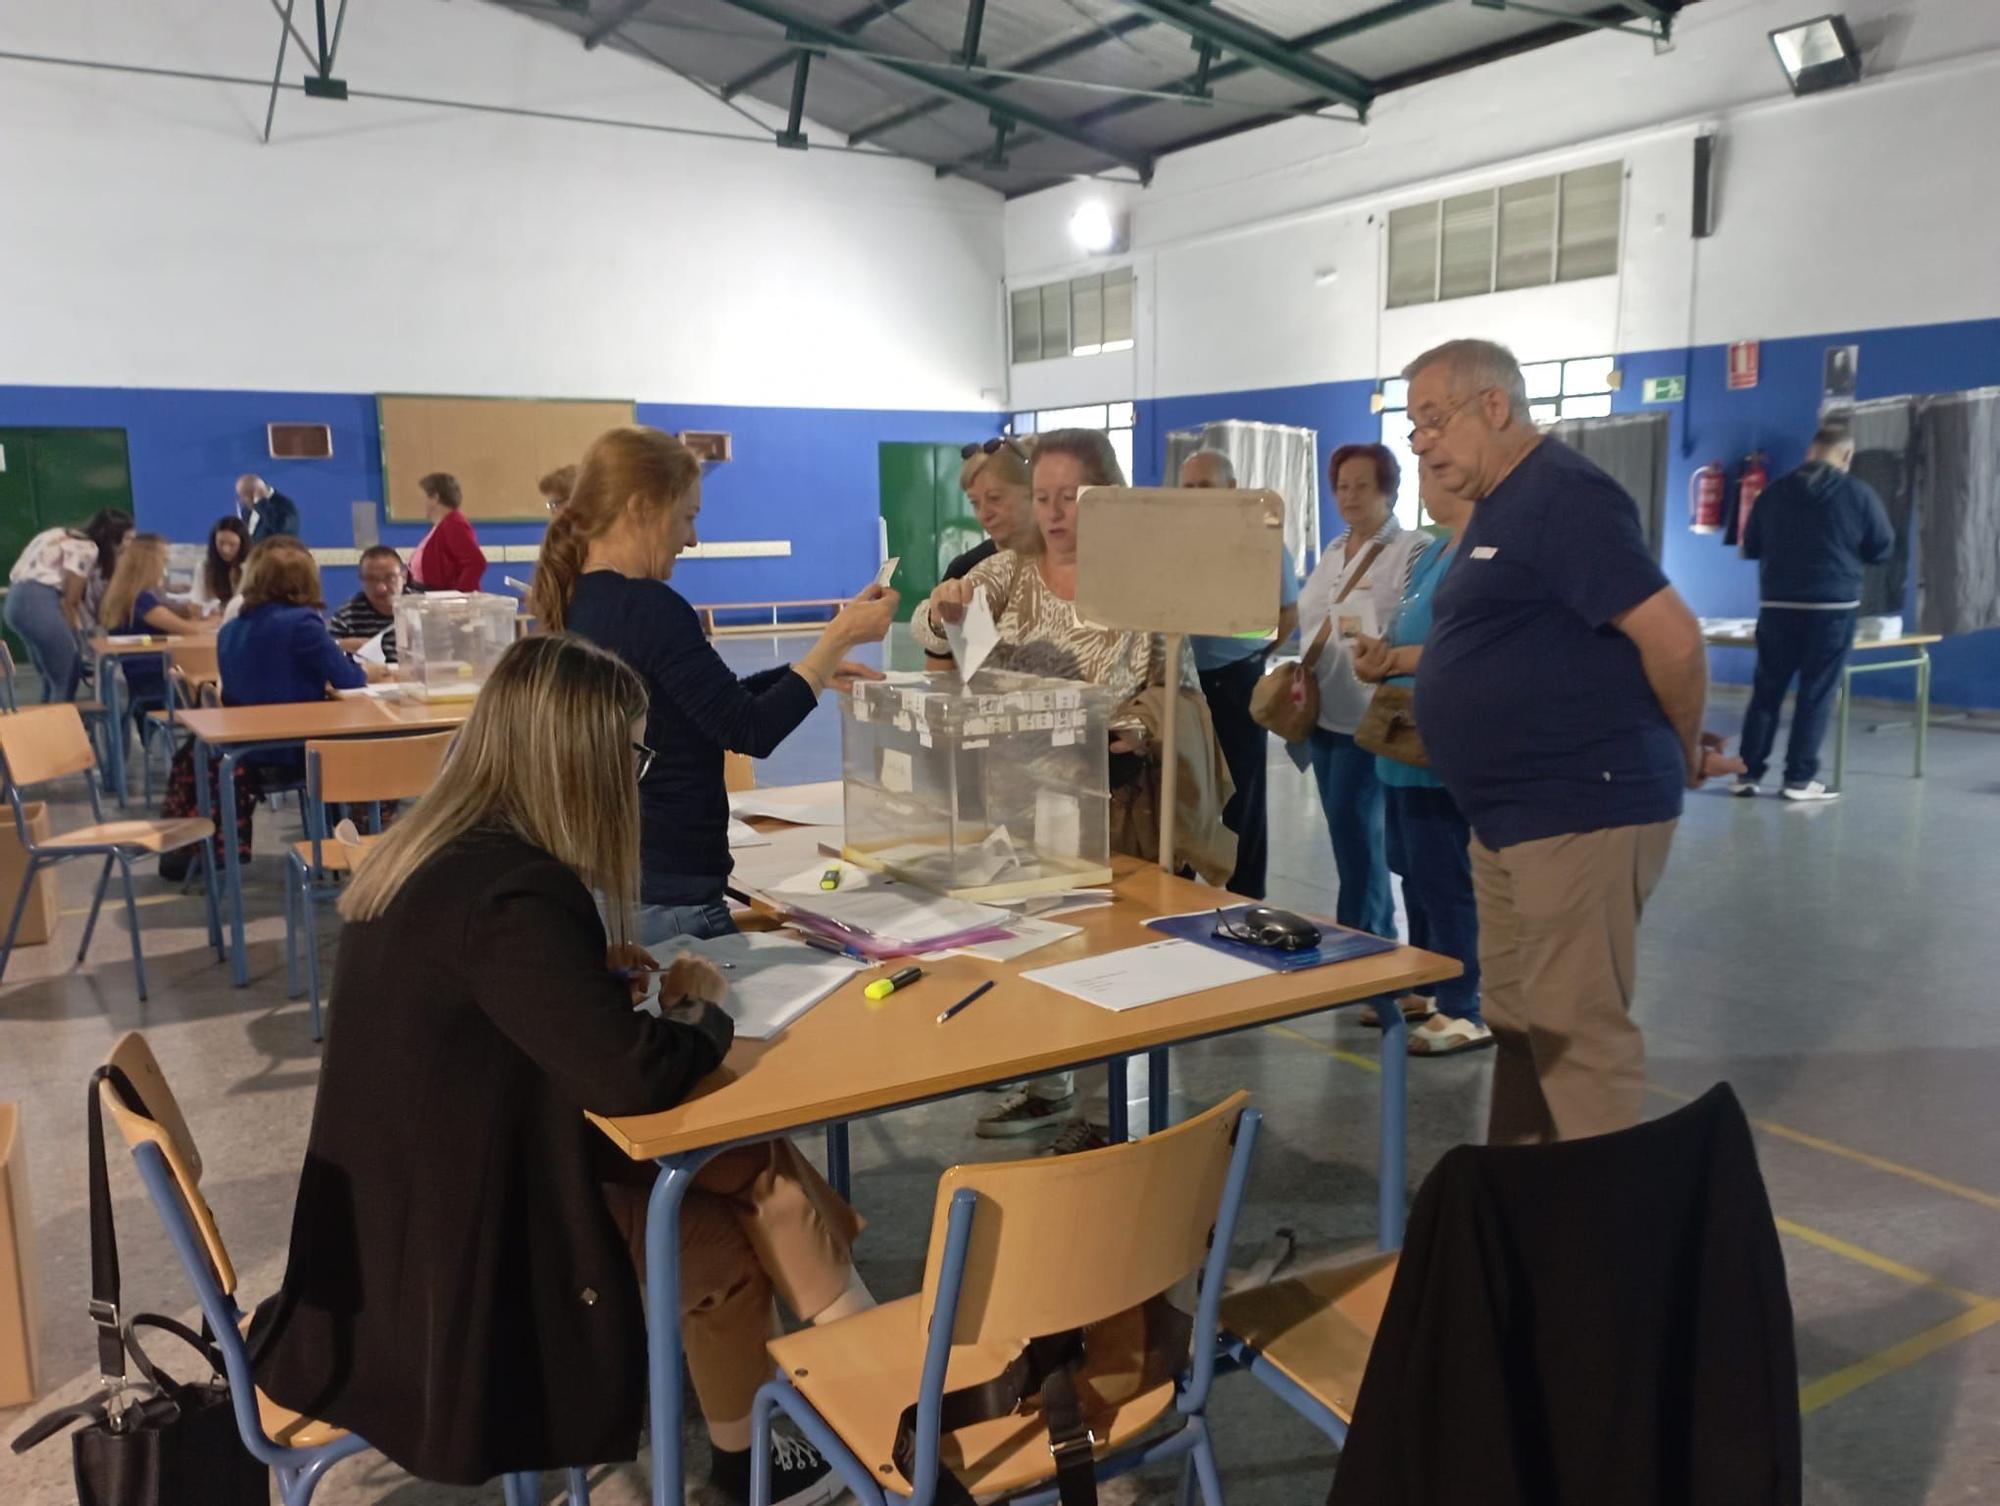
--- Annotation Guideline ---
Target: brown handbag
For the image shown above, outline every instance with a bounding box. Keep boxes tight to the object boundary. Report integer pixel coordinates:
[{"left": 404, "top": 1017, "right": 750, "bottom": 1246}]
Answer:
[
  {"left": 1251, "top": 542, "right": 1384, "bottom": 744},
  {"left": 1354, "top": 682, "right": 1429, "bottom": 767}
]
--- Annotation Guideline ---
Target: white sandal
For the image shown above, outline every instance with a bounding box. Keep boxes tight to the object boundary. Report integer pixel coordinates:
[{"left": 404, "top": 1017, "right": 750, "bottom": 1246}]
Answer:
[
  {"left": 1408, "top": 1014, "right": 1494, "bottom": 1057},
  {"left": 1360, "top": 992, "right": 1435, "bottom": 1029}
]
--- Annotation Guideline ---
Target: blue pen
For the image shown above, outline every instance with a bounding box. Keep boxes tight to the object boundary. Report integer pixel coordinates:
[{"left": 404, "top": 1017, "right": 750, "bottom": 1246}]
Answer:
[{"left": 936, "top": 979, "right": 995, "bottom": 1025}]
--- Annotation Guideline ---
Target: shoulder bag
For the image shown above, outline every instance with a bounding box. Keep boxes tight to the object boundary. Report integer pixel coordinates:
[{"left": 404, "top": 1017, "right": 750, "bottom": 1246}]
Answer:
[{"left": 1250, "top": 542, "right": 1384, "bottom": 744}]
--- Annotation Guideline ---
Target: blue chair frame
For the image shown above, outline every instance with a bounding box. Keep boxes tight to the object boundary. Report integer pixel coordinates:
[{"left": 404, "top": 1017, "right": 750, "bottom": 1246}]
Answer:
[
  {"left": 749, "top": 1106, "right": 1263, "bottom": 1506},
  {"left": 282, "top": 750, "right": 386, "bottom": 1040}
]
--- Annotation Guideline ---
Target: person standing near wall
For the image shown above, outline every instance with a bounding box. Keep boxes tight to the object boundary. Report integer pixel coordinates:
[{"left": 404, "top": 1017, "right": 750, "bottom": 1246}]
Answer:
[
  {"left": 1736, "top": 423, "right": 1894, "bottom": 802},
  {"left": 1407, "top": 338, "right": 1736, "bottom": 1144},
  {"left": 235, "top": 473, "right": 301, "bottom": 545},
  {"left": 408, "top": 472, "right": 487, "bottom": 592},
  {"left": 4, "top": 509, "right": 127, "bottom": 700},
  {"left": 1180, "top": 447, "right": 1299, "bottom": 899}
]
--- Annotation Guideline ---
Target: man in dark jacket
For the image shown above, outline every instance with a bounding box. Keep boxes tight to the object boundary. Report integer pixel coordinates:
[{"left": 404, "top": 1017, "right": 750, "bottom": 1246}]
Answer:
[
  {"left": 1738, "top": 424, "right": 1895, "bottom": 801},
  {"left": 236, "top": 472, "right": 301, "bottom": 544}
]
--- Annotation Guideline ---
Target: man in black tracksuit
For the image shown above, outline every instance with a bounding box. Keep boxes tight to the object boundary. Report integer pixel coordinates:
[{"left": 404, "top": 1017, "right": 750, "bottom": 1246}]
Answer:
[{"left": 1737, "top": 423, "right": 1895, "bottom": 801}]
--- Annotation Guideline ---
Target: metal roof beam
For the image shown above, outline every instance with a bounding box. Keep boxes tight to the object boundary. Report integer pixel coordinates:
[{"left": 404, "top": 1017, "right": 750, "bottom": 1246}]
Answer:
[
  {"left": 848, "top": 12, "right": 1154, "bottom": 146},
  {"left": 718, "top": 0, "right": 916, "bottom": 99},
  {"left": 1114, "top": 0, "right": 1375, "bottom": 115},
  {"left": 582, "top": 0, "right": 650, "bottom": 50},
  {"left": 708, "top": 0, "right": 1155, "bottom": 179}
]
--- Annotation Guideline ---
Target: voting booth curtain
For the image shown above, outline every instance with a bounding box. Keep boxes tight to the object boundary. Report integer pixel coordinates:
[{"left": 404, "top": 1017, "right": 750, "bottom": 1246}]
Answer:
[
  {"left": 1164, "top": 422, "right": 1320, "bottom": 579},
  {"left": 1550, "top": 411, "right": 1670, "bottom": 561}
]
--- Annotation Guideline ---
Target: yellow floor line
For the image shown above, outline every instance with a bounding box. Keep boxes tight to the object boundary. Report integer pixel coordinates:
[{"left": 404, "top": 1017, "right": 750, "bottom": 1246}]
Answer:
[
  {"left": 1798, "top": 1301, "right": 2000, "bottom": 1415},
  {"left": 1647, "top": 1084, "right": 2000, "bottom": 1215},
  {"left": 59, "top": 892, "right": 192, "bottom": 917},
  {"left": 1774, "top": 1216, "right": 1994, "bottom": 1309},
  {"left": 1264, "top": 1021, "right": 1381, "bottom": 1075}
]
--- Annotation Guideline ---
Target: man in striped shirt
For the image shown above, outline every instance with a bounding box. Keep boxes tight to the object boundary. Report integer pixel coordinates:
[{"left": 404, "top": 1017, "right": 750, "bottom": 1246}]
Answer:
[{"left": 329, "top": 545, "right": 407, "bottom": 664}]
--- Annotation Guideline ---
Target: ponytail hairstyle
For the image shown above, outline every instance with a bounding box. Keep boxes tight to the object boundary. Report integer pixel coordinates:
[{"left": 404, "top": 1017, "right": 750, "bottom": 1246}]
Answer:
[{"left": 530, "top": 426, "right": 701, "bottom": 632}]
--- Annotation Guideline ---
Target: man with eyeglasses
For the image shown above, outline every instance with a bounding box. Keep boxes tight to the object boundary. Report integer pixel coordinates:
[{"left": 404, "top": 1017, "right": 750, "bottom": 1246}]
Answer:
[{"left": 1405, "top": 338, "right": 1738, "bottom": 1146}]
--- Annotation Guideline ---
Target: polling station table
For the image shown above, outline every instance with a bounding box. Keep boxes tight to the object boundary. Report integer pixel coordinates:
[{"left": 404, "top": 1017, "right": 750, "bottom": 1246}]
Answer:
[
  {"left": 89, "top": 634, "right": 218, "bottom": 809},
  {"left": 591, "top": 843, "right": 1458, "bottom": 1505}
]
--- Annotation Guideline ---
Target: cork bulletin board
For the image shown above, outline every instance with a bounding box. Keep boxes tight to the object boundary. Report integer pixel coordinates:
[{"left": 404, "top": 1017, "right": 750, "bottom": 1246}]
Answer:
[{"left": 377, "top": 395, "right": 635, "bottom": 522}]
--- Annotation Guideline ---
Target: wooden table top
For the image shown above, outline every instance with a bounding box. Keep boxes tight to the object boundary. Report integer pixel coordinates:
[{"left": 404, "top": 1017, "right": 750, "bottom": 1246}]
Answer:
[
  {"left": 90, "top": 633, "right": 220, "bottom": 656},
  {"left": 175, "top": 697, "right": 473, "bottom": 744},
  {"left": 593, "top": 855, "right": 1459, "bottom": 1161},
  {"left": 1704, "top": 631, "right": 1942, "bottom": 650}
]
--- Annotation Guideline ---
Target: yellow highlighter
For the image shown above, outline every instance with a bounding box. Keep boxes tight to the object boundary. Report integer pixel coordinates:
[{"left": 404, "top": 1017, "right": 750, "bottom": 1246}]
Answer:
[
  {"left": 820, "top": 867, "right": 842, "bottom": 891},
  {"left": 863, "top": 966, "right": 923, "bottom": 1002}
]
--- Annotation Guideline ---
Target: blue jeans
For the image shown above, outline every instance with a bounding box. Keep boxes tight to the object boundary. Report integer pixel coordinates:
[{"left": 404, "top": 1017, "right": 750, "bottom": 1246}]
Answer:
[
  {"left": 1306, "top": 728, "right": 1395, "bottom": 938},
  {"left": 634, "top": 896, "right": 737, "bottom": 947},
  {"left": 1739, "top": 607, "right": 1856, "bottom": 786},
  {"left": 4, "top": 580, "right": 83, "bottom": 701},
  {"left": 1385, "top": 785, "right": 1482, "bottom": 1023}
]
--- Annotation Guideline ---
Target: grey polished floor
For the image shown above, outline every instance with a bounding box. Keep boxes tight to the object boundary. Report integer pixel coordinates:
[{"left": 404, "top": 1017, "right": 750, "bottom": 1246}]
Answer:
[{"left": 3, "top": 634, "right": 1997, "bottom": 1505}]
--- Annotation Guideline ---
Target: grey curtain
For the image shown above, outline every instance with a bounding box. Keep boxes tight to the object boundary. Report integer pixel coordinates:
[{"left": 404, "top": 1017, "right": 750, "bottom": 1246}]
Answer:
[
  {"left": 1550, "top": 411, "right": 1670, "bottom": 560},
  {"left": 1845, "top": 397, "right": 1916, "bottom": 618},
  {"left": 1164, "top": 421, "right": 1319, "bottom": 578},
  {"left": 1916, "top": 388, "right": 2000, "bottom": 635}
]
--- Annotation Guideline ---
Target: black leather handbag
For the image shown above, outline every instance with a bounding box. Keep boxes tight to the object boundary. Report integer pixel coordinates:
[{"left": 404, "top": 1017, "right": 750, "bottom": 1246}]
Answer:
[{"left": 8, "top": 1069, "right": 268, "bottom": 1506}]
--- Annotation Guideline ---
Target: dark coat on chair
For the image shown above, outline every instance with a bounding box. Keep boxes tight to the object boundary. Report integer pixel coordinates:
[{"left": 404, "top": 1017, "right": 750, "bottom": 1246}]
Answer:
[
  {"left": 252, "top": 828, "right": 733, "bottom": 1484},
  {"left": 1329, "top": 1084, "right": 1800, "bottom": 1506}
]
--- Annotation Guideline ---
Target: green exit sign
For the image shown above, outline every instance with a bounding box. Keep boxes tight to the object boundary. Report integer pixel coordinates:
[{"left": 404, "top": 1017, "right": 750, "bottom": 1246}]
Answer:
[{"left": 1642, "top": 375, "right": 1687, "bottom": 404}]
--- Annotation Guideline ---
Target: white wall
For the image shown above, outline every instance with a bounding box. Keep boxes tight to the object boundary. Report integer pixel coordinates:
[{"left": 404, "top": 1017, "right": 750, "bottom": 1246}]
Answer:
[
  {"left": 0, "top": 0, "right": 1005, "bottom": 410},
  {"left": 1005, "top": 0, "right": 2000, "bottom": 407}
]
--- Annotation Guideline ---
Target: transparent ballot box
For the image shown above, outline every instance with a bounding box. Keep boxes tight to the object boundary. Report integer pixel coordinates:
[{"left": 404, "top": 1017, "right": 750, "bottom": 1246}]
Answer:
[
  {"left": 841, "top": 671, "right": 1114, "bottom": 900},
  {"left": 394, "top": 592, "right": 516, "bottom": 700}
]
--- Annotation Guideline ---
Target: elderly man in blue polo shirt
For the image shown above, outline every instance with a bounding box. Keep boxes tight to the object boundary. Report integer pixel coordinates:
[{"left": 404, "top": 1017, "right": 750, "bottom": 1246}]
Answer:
[{"left": 1408, "top": 338, "right": 1734, "bottom": 1145}]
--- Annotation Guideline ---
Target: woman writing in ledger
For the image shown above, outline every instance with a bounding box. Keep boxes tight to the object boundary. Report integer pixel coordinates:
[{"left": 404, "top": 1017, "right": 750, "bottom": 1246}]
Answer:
[
  {"left": 187, "top": 515, "right": 250, "bottom": 615},
  {"left": 531, "top": 426, "right": 896, "bottom": 944},
  {"left": 254, "top": 634, "right": 862, "bottom": 1506},
  {"left": 97, "top": 532, "right": 208, "bottom": 736},
  {"left": 407, "top": 471, "right": 487, "bottom": 591}
]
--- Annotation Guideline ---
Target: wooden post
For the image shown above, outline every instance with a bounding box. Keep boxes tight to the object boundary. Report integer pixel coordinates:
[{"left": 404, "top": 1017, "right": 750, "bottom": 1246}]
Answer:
[{"left": 1158, "top": 633, "right": 1183, "bottom": 876}]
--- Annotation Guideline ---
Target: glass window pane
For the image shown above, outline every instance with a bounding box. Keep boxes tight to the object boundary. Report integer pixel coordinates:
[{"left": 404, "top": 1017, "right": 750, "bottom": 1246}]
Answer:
[
  {"left": 1037, "top": 405, "right": 1108, "bottom": 431},
  {"left": 1040, "top": 283, "right": 1071, "bottom": 357},
  {"left": 1557, "top": 161, "right": 1622, "bottom": 282},
  {"left": 1558, "top": 393, "right": 1613, "bottom": 420},
  {"left": 1109, "top": 427, "right": 1134, "bottom": 486},
  {"left": 1529, "top": 402, "right": 1560, "bottom": 426},
  {"left": 1107, "top": 401, "right": 1135, "bottom": 429},
  {"left": 1071, "top": 274, "right": 1104, "bottom": 354},
  {"left": 1562, "top": 356, "right": 1616, "bottom": 395},
  {"left": 1522, "top": 361, "right": 1562, "bottom": 400},
  {"left": 1379, "top": 413, "right": 1421, "bottom": 529},
  {"left": 1103, "top": 270, "right": 1135, "bottom": 345},
  {"left": 1439, "top": 189, "right": 1497, "bottom": 300},
  {"left": 1010, "top": 289, "right": 1041, "bottom": 363},
  {"left": 1386, "top": 203, "right": 1440, "bottom": 308},
  {"left": 1496, "top": 176, "right": 1558, "bottom": 291},
  {"left": 1380, "top": 377, "right": 1410, "bottom": 410}
]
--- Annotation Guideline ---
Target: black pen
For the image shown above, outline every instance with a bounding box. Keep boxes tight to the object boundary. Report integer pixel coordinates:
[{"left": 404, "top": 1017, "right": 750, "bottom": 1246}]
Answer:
[{"left": 936, "top": 979, "right": 995, "bottom": 1025}]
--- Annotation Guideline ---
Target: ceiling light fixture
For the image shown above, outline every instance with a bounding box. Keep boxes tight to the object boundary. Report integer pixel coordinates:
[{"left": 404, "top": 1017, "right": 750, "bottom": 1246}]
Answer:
[
  {"left": 1769, "top": 14, "right": 1863, "bottom": 96},
  {"left": 1068, "top": 201, "right": 1124, "bottom": 254}
]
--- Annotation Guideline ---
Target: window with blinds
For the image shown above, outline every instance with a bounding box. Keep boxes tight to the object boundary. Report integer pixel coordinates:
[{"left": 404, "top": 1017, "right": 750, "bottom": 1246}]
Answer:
[
  {"left": 1385, "top": 161, "right": 1624, "bottom": 308},
  {"left": 1009, "top": 268, "right": 1137, "bottom": 363}
]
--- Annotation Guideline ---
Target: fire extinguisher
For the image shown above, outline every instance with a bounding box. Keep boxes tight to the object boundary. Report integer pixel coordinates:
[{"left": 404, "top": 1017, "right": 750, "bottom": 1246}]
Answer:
[
  {"left": 1735, "top": 452, "right": 1770, "bottom": 552},
  {"left": 1689, "top": 461, "right": 1726, "bottom": 534}
]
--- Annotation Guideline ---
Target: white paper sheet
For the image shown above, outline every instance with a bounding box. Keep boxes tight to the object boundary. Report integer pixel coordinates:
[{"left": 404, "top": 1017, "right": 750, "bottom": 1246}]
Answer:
[
  {"left": 872, "top": 555, "right": 901, "bottom": 591},
  {"left": 770, "top": 877, "right": 1010, "bottom": 944},
  {"left": 1009, "top": 890, "right": 1116, "bottom": 918},
  {"left": 641, "top": 932, "right": 863, "bottom": 1040},
  {"left": 726, "top": 818, "right": 772, "bottom": 849},
  {"left": 354, "top": 627, "right": 390, "bottom": 666},
  {"left": 943, "top": 586, "right": 1001, "bottom": 680},
  {"left": 729, "top": 781, "right": 846, "bottom": 828},
  {"left": 1022, "top": 939, "right": 1267, "bottom": 1011},
  {"left": 953, "top": 917, "right": 1081, "bottom": 963}
]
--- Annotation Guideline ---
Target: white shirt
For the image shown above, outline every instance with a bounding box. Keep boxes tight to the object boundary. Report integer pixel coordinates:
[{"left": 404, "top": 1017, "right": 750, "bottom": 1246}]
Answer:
[
  {"left": 1296, "top": 519, "right": 1431, "bottom": 734},
  {"left": 8, "top": 527, "right": 97, "bottom": 590}
]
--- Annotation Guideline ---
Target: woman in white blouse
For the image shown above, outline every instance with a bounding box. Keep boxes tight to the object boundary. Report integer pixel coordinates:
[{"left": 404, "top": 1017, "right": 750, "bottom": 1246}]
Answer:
[
  {"left": 1295, "top": 445, "right": 1432, "bottom": 961},
  {"left": 4, "top": 508, "right": 131, "bottom": 701}
]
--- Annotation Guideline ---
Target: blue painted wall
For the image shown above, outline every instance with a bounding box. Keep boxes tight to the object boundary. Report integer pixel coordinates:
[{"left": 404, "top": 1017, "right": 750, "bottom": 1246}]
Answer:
[
  {"left": 1127, "top": 315, "right": 2000, "bottom": 710},
  {"left": 0, "top": 385, "right": 997, "bottom": 612}
]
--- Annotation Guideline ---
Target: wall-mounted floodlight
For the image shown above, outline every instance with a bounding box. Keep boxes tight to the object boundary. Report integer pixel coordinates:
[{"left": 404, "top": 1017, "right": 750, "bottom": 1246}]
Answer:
[{"left": 1770, "top": 14, "right": 1863, "bottom": 96}]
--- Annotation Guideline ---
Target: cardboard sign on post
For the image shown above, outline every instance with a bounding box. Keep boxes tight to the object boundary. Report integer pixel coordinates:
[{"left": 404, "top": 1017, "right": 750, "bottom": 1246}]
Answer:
[{"left": 1075, "top": 487, "right": 1287, "bottom": 873}]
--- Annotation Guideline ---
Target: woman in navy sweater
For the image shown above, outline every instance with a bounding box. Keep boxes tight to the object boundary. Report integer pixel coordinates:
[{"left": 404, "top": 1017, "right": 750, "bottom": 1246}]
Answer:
[
  {"left": 531, "top": 427, "right": 896, "bottom": 944},
  {"left": 160, "top": 538, "right": 376, "bottom": 877}
]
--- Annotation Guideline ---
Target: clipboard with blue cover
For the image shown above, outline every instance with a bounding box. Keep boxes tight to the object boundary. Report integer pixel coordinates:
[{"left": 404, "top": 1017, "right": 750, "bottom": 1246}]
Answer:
[{"left": 1144, "top": 904, "right": 1399, "bottom": 972}]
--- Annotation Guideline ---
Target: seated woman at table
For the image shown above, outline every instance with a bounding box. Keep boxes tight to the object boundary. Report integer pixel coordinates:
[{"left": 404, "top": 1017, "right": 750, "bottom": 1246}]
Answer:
[
  {"left": 531, "top": 424, "right": 896, "bottom": 945},
  {"left": 913, "top": 429, "right": 1229, "bottom": 1143},
  {"left": 98, "top": 531, "right": 207, "bottom": 734},
  {"left": 184, "top": 515, "right": 249, "bottom": 617},
  {"left": 252, "top": 633, "right": 862, "bottom": 1506},
  {"left": 157, "top": 538, "right": 381, "bottom": 879}
]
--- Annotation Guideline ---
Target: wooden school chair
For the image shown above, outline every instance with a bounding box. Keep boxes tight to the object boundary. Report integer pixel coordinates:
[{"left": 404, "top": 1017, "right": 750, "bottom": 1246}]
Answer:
[
  {"left": 1215, "top": 1251, "right": 1399, "bottom": 1449},
  {"left": 749, "top": 1092, "right": 1261, "bottom": 1506},
  {"left": 0, "top": 705, "right": 217, "bottom": 1002},
  {"left": 94, "top": 1033, "right": 591, "bottom": 1506},
  {"left": 137, "top": 640, "right": 222, "bottom": 806},
  {"left": 284, "top": 732, "right": 454, "bottom": 1039}
]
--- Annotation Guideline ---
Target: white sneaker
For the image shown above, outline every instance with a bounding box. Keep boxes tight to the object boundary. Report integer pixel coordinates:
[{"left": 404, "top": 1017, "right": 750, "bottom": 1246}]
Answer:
[
  {"left": 1731, "top": 778, "right": 1759, "bottom": 798},
  {"left": 1782, "top": 781, "right": 1839, "bottom": 802}
]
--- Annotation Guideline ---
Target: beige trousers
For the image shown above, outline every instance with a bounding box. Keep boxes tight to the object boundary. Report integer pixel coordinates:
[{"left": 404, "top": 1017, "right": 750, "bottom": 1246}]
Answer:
[
  {"left": 604, "top": 1137, "right": 862, "bottom": 1429},
  {"left": 1471, "top": 820, "right": 1677, "bottom": 1145}
]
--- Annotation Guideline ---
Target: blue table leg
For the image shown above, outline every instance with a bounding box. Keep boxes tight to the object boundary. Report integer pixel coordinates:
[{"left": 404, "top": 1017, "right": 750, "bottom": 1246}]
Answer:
[
  {"left": 1378, "top": 1005, "right": 1407, "bottom": 1250},
  {"left": 824, "top": 1122, "right": 850, "bottom": 1200},
  {"left": 102, "top": 655, "right": 128, "bottom": 809},
  {"left": 221, "top": 750, "right": 250, "bottom": 986},
  {"left": 1147, "top": 1048, "right": 1171, "bottom": 1134},
  {"left": 1106, "top": 1056, "right": 1129, "bottom": 1143},
  {"left": 194, "top": 738, "right": 226, "bottom": 962},
  {"left": 646, "top": 1149, "right": 720, "bottom": 1506}
]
